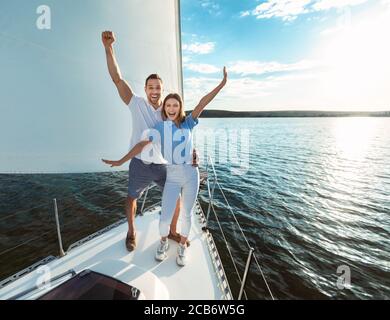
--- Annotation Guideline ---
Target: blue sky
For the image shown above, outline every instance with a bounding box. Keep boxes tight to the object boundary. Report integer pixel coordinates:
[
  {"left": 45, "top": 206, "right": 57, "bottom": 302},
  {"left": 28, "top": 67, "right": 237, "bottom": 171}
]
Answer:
[{"left": 180, "top": 0, "right": 390, "bottom": 111}]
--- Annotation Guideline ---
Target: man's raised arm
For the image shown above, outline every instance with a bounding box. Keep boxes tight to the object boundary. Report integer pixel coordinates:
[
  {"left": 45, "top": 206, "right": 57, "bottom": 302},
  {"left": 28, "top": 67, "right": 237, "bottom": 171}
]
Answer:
[{"left": 102, "top": 31, "right": 133, "bottom": 105}]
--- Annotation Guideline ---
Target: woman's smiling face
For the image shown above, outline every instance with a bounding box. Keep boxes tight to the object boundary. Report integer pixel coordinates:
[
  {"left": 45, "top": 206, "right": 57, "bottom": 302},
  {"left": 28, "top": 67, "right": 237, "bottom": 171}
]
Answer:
[{"left": 164, "top": 98, "right": 181, "bottom": 121}]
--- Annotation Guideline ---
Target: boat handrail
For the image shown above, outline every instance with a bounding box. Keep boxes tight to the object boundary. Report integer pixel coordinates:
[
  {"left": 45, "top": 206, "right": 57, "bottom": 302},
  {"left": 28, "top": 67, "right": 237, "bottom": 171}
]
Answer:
[
  {"left": 0, "top": 256, "right": 57, "bottom": 289},
  {"left": 7, "top": 269, "right": 76, "bottom": 300},
  {"left": 204, "top": 156, "right": 276, "bottom": 300}
]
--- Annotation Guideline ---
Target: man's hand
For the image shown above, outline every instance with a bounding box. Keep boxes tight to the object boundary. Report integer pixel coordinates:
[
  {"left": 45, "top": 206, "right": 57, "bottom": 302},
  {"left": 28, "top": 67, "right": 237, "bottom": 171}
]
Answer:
[
  {"left": 192, "top": 149, "right": 200, "bottom": 167},
  {"left": 102, "top": 31, "right": 116, "bottom": 48},
  {"left": 102, "top": 159, "right": 122, "bottom": 167}
]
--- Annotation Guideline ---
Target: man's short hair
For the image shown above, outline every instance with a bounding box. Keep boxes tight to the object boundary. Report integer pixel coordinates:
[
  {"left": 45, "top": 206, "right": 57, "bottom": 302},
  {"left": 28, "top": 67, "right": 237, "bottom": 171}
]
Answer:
[{"left": 145, "top": 74, "right": 163, "bottom": 86}]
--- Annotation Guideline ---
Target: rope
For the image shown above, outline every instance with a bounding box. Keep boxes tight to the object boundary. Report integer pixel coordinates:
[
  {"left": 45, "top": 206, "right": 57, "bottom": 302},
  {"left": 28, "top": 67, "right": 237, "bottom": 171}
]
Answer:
[
  {"left": 0, "top": 203, "right": 51, "bottom": 223},
  {"left": 208, "top": 160, "right": 275, "bottom": 300},
  {"left": 0, "top": 231, "right": 54, "bottom": 258},
  {"left": 253, "top": 253, "right": 275, "bottom": 300},
  {"left": 0, "top": 181, "right": 128, "bottom": 224},
  {"left": 210, "top": 203, "right": 248, "bottom": 300},
  {"left": 0, "top": 217, "right": 83, "bottom": 258},
  {"left": 74, "top": 196, "right": 126, "bottom": 214},
  {"left": 140, "top": 201, "right": 162, "bottom": 215},
  {"left": 0, "top": 193, "right": 131, "bottom": 258}
]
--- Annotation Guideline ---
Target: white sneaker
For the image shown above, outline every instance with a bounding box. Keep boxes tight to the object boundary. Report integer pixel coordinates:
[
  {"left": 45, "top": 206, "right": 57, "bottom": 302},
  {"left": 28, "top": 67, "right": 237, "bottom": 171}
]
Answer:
[
  {"left": 155, "top": 239, "right": 169, "bottom": 261},
  {"left": 176, "top": 243, "right": 188, "bottom": 267}
]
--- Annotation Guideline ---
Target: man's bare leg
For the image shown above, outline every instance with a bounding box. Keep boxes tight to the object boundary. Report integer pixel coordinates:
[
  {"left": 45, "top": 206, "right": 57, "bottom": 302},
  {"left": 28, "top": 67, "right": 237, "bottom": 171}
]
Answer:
[
  {"left": 168, "top": 197, "right": 190, "bottom": 246},
  {"left": 180, "top": 236, "right": 188, "bottom": 246},
  {"left": 169, "top": 197, "right": 180, "bottom": 235},
  {"left": 125, "top": 196, "right": 137, "bottom": 251}
]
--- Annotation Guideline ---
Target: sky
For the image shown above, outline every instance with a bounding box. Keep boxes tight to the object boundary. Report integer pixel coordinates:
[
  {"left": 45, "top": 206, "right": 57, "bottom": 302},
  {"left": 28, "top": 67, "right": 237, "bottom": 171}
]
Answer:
[{"left": 180, "top": 0, "right": 390, "bottom": 111}]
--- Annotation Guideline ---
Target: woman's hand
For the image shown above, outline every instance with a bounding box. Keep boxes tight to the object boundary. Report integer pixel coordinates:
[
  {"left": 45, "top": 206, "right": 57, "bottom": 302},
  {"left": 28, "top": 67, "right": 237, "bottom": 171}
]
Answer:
[
  {"left": 191, "top": 66, "right": 228, "bottom": 119},
  {"left": 221, "top": 66, "right": 227, "bottom": 87},
  {"left": 102, "top": 159, "right": 122, "bottom": 167}
]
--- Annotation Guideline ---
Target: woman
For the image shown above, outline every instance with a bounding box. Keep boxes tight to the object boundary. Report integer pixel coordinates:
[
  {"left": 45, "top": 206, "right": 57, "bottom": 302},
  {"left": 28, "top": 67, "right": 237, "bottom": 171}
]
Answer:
[{"left": 103, "top": 67, "right": 227, "bottom": 266}]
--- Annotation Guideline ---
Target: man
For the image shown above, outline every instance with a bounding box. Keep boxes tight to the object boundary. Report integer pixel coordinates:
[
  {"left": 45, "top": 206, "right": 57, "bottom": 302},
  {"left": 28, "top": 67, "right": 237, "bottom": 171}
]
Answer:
[{"left": 102, "top": 31, "right": 194, "bottom": 251}]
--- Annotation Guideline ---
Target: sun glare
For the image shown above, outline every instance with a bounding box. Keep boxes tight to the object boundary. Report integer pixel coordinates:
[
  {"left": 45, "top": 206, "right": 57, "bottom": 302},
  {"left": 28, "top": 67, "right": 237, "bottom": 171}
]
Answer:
[
  {"left": 331, "top": 118, "right": 378, "bottom": 160},
  {"left": 312, "top": 6, "right": 390, "bottom": 109}
]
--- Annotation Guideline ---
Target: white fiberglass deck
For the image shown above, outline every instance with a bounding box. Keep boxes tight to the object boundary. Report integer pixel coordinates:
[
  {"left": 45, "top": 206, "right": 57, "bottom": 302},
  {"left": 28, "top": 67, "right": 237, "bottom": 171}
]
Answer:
[{"left": 0, "top": 202, "right": 231, "bottom": 300}]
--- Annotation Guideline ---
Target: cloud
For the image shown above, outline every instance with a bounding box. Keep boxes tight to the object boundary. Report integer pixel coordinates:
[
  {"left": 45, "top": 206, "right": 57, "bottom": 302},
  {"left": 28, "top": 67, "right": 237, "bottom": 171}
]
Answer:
[
  {"left": 199, "top": 1, "right": 222, "bottom": 16},
  {"left": 183, "top": 59, "right": 319, "bottom": 76},
  {"left": 228, "top": 60, "right": 318, "bottom": 76},
  {"left": 184, "top": 63, "right": 220, "bottom": 74},
  {"left": 243, "top": 0, "right": 369, "bottom": 21},
  {"left": 182, "top": 42, "right": 215, "bottom": 54},
  {"left": 251, "top": 0, "right": 312, "bottom": 21},
  {"left": 240, "top": 11, "right": 251, "bottom": 17},
  {"left": 312, "top": 0, "right": 367, "bottom": 11},
  {"left": 183, "top": 76, "right": 273, "bottom": 109},
  {"left": 184, "top": 59, "right": 319, "bottom": 97},
  {"left": 183, "top": 72, "right": 321, "bottom": 110},
  {"left": 182, "top": 56, "right": 191, "bottom": 63}
]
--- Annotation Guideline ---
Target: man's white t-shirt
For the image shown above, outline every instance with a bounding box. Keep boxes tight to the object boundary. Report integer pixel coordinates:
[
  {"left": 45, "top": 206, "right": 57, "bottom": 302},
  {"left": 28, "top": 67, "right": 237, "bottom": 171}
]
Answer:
[{"left": 128, "top": 95, "right": 165, "bottom": 164}]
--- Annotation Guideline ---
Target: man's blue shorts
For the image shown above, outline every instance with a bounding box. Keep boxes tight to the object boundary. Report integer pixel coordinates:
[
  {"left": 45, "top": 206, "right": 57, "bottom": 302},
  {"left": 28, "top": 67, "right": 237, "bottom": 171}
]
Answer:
[{"left": 127, "top": 157, "right": 167, "bottom": 199}]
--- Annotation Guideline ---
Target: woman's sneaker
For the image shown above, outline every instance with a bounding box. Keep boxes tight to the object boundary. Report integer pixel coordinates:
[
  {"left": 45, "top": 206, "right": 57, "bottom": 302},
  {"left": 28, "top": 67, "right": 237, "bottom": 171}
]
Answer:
[
  {"left": 155, "top": 239, "right": 169, "bottom": 261},
  {"left": 176, "top": 243, "right": 188, "bottom": 267}
]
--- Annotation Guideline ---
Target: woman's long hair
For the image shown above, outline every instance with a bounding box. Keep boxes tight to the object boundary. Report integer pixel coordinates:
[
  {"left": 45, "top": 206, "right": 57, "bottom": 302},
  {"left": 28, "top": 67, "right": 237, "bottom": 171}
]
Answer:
[{"left": 162, "top": 93, "right": 186, "bottom": 126}]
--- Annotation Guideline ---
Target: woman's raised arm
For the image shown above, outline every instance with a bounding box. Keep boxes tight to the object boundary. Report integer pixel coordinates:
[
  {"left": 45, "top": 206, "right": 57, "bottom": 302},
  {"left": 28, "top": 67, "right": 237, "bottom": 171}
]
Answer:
[{"left": 191, "top": 67, "right": 227, "bottom": 120}]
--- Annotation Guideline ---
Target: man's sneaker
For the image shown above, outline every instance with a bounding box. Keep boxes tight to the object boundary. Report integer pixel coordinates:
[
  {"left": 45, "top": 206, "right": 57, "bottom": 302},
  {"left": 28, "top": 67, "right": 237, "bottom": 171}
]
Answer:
[
  {"left": 168, "top": 231, "right": 191, "bottom": 247},
  {"left": 125, "top": 232, "right": 136, "bottom": 252},
  {"left": 176, "top": 243, "right": 188, "bottom": 267},
  {"left": 155, "top": 239, "right": 169, "bottom": 261}
]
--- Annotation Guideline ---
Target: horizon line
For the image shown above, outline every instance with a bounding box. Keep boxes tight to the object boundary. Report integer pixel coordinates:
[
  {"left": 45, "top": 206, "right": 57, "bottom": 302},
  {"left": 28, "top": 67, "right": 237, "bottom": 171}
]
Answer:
[{"left": 194, "top": 109, "right": 390, "bottom": 113}]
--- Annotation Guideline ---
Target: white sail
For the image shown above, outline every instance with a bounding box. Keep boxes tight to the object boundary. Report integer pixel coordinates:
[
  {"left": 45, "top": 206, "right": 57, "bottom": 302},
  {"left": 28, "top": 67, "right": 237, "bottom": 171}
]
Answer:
[{"left": 0, "top": 0, "right": 183, "bottom": 173}]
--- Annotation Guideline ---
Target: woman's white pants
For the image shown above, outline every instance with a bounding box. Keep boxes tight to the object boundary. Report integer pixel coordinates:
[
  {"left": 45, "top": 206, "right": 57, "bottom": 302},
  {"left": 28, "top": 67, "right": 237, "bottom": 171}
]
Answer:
[{"left": 160, "top": 164, "right": 200, "bottom": 238}]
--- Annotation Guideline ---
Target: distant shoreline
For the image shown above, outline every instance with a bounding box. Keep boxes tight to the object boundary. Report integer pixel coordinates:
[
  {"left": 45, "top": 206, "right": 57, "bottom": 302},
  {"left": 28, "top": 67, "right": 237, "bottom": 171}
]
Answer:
[{"left": 187, "top": 110, "right": 390, "bottom": 118}]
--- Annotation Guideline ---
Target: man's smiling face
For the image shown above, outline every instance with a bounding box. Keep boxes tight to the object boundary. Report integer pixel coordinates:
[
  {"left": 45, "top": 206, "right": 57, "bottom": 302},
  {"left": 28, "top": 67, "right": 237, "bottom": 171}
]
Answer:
[{"left": 145, "top": 79, "right": 163, "bottom": 107}]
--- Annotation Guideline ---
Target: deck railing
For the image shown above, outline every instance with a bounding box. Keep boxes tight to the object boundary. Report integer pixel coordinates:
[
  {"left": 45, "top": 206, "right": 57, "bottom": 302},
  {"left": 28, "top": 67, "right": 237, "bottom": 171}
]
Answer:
[{"left": 203, "top": 157, "right": 275, "bottom": 300}]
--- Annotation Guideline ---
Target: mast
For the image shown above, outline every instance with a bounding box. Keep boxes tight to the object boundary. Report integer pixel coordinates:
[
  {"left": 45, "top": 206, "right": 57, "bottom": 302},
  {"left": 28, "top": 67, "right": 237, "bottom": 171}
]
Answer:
[{"left": 175, "top": 0, "right": 184, "bottom": 99}]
